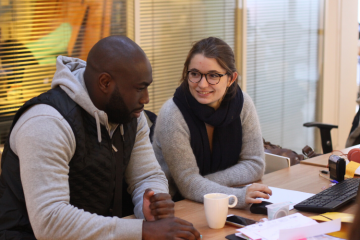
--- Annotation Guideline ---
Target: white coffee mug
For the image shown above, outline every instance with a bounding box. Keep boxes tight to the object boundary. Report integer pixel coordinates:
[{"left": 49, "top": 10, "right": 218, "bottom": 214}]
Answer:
[{"left": 204, "top": 193, "right": 238, "bottom": 229}]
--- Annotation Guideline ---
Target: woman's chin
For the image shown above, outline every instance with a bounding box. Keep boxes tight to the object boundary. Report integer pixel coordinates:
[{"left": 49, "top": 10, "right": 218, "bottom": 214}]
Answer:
[
  {"left": 196, "top": 98, "right": 219, "bottom": 108},
  {"left": 194, "top": 98, "right": 211, "bottom": 105}
]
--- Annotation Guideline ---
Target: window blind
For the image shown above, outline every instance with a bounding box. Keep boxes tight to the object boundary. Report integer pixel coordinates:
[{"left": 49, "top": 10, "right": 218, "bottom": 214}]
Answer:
[
  {"left": 246, "top": 0, "right": 321, "bottom": 152},
  {"left": 136, "top": 0, "right": 236, "bottom": 114},
  {"left": 0, "top": 0, "right": 127, "bottom": 142}
]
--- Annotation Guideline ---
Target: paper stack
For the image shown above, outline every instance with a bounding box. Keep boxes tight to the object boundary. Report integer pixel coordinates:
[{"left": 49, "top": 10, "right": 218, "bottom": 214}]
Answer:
[{"left": 236, "top": 213, "right": 342, "bottom": 240}]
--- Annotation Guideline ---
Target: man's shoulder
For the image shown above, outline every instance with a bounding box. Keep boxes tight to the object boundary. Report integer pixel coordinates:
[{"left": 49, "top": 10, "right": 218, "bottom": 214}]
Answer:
[
  {"left": 11, "top": 104, "right": 69, "bottom": 137},
  {"left": 10, "top": 104, "right": 75, "bottom": 155},
  {"left": 18, "top": 104, "right": 65, "bottom": 123}
]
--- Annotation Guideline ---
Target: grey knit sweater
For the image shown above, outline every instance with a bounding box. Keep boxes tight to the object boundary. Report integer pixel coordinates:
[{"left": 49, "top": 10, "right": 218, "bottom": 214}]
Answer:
[
  {"left": 9, "top": 56, "right": 169, "bottom": 240},
  {"left": 152, "top": 92, "right": 265, "bottom": 209}
]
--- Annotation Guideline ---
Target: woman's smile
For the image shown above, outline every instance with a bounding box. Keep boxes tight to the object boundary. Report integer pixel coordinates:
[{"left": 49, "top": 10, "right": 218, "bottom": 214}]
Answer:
[
  {"left": 196, "top": 90, "right": 214, "bottom": 96},
  {"left": 188, "top": 54, "right": 231, "bottom": 109}
]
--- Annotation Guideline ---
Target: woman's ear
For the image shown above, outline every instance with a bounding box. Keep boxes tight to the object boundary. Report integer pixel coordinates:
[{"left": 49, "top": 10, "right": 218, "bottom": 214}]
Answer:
[{"left": 227, "top": 72, "right": 238, "bottom": 87}]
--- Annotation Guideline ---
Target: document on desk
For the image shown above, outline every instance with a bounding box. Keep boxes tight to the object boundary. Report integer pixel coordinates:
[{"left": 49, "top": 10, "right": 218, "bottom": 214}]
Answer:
[
  {"left": 345, "top": 159, "right": 360, "bottom": 176},
  {"left": 257, "top": 187, "right": 314, "bottom": 210},
  {"left": 236, "top": 213, "right": 341, "bottom": 240}
]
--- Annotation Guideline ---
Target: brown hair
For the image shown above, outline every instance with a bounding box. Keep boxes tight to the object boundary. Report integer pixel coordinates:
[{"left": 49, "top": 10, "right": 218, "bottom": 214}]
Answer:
[{"left": 180, "top": 37, "right": 239, "bottom": 99}]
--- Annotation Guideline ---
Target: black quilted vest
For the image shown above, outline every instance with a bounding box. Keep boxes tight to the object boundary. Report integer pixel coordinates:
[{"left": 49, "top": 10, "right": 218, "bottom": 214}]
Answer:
[{"left": 0, "top": 87, "right": 137, "bottom": 239}]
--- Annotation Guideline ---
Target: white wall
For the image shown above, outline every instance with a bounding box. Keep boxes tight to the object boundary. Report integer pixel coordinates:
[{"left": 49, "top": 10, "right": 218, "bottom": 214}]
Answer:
[{"left": 321, "top": 0, "right": 358, "bottom": 150}]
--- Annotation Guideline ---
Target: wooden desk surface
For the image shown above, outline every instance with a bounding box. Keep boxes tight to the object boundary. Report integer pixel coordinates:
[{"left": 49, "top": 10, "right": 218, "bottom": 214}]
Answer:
[
  {"left": 300, "top": 145, "right": 360, "bottom": 168},
  {"left": 171, "top": 164, "right": 358, "bottom": 239}
]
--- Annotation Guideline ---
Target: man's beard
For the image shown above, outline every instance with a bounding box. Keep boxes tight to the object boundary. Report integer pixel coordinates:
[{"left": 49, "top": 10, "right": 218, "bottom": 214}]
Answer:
[{"left": 104, "top": 87, "right": 132, "bottom": 124}]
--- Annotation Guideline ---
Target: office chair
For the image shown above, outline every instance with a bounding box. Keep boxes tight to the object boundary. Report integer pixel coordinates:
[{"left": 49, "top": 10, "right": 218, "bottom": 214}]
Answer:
[
  {"left": 303, "top": 108, "right": 360, "bottom": 154},
  {"left": 303, "top": 122, "right": 338, "bottom": 154},
  {"left": 264, "top": 152, "right": 290, "bottom": 174},
  {"left": 143, "top": 110, "right": 157, "bottom": 143}
]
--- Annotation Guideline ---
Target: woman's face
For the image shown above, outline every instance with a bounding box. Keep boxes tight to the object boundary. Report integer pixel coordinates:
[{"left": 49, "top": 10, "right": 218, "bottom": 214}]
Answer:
[{"left": 187, "top": 54, "right": 236, "bottom": 109}]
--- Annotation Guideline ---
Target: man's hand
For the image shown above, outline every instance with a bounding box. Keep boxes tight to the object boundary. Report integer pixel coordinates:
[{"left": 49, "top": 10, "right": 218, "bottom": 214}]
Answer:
[
  {"left": 143, "top": 188, "right": 175, "bottom": 221},
  {"left": 245, "top": 183, "right": 272, "bottom": 204},
  {"left": 142, "top": 217, "right": 201, "bottom": 240}
]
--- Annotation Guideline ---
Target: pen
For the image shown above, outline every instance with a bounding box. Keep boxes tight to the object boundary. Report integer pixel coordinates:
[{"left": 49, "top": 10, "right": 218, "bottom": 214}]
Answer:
[{"left": 319, "top": 173, "right": 339, "bottom": 184}]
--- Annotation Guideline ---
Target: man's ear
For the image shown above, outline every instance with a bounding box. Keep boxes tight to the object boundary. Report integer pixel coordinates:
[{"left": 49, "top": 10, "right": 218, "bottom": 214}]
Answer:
[
  {"left": 227, "top": 72, "right": 238, "bottom": 87},
  {"left": 98, "top": 72, "right": 113, "bottom": 94}
]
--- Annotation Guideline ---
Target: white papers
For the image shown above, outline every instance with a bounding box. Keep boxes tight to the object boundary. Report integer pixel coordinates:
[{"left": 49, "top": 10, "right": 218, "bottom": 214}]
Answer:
[
  {"left": 237, "top": 213, "right": 317, "bottom": 240},
  {"left": 307, "top": 236, "right": 345, "bottom": 240},
  {"left": 237, "top": 213, "right": 341, "bottom": 240},
  {"left": 279, "top": 218, "right": 341, "bottom": 240},
  {"left": 257, "top": 187, "right": 314, "bottom": 210}
]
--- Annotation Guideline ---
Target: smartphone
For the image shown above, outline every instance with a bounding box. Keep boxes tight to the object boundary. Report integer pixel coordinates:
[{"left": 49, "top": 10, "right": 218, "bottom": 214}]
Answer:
[{"left": 226, "top": 214, "right": 258, "bottom": 228}]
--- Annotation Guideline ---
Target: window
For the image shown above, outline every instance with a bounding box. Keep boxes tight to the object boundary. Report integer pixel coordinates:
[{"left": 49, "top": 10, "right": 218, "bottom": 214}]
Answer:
[
  {"left": 246, "top": 0, "right": 321, "bottom": 152},
  {"left": 0, "top": 0, "right": 127, "bottom": 142},
  {"left": 136, "top": 0, "right": 237, "bottom": 114}
]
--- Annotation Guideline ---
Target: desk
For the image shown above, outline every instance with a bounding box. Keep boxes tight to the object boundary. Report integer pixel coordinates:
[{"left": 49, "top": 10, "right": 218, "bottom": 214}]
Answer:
[
  {"left": 171, "top": 164, "right": 357, "bottom": 239},
  {"left": 301, "top": 144, "right": 360, "bottom": 168}
]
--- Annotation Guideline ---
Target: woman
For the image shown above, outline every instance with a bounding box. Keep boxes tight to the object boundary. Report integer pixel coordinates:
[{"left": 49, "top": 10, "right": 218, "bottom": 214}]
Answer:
[{"left": 152, "top": 37, "right": 271, "bottom": 208}]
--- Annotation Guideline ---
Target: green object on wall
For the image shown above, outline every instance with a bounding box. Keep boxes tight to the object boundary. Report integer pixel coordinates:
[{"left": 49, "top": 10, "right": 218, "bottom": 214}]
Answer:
[{"left": 25, "top": 23, "right": 72, "bottom": 65}]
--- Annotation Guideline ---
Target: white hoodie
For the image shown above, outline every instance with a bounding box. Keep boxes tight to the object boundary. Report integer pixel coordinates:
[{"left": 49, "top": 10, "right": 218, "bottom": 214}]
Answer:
[{"left": 9, "top": 56, "right": 169, "bottom": 240}]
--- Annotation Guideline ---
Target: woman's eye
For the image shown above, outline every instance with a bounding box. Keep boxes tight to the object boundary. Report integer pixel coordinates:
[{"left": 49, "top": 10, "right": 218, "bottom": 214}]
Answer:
[
  {"left": 209, "top": 73, "right": 219, "bottom": 78},
  {"left": 190, "top": 72, "right": 199, "bottom": 77}
]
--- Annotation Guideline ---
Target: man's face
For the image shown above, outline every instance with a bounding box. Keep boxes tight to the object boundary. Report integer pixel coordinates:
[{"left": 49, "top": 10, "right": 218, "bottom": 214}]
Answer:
[
  {"left": 105, "top": 86, "right": 132, "bottom": 124},
  {"left": 104, "top": 58, "right": 152, "bottom": 124}
]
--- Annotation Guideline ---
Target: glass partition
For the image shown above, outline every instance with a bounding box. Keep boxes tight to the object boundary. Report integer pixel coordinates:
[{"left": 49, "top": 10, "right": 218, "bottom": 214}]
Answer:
[{"left": 246, "top": 0, "right": 321, "bottom": 152}]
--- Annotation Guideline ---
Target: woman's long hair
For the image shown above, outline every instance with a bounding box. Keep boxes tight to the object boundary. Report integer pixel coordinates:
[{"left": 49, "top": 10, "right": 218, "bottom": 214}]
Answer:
[{"left": 180, "top": 37, "right": 239, "bottom": 99}]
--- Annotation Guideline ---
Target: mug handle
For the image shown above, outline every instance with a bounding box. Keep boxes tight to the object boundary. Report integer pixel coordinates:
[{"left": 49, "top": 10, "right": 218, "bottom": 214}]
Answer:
[{"left": 228, "top": 195, "right": 238, "bottom": 208}]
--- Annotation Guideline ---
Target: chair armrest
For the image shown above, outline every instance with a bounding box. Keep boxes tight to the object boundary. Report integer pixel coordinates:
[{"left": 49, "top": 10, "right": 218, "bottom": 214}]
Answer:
[
  {"left": 303, "top": 122, "right": 338, "bottom": 154},
  {"left": 303, "top": 122, "right": 338, "bottom": 129}
]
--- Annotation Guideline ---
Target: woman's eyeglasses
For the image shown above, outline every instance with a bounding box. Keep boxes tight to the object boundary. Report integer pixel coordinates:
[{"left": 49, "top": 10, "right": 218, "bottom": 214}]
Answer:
[{"left": 187, "top": 71, "right": 228, "bottom": 85}]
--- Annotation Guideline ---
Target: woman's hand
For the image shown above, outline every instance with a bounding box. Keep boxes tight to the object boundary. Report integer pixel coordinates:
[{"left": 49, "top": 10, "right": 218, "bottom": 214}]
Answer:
[{"left": 245, "top": 183, "right": 272, "bottom": 204}]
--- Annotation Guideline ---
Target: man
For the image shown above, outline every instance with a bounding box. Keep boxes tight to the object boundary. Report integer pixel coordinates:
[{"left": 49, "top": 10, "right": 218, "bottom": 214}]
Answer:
[{"left": 0, "top": 36, "right": 200, "bottom": 240}]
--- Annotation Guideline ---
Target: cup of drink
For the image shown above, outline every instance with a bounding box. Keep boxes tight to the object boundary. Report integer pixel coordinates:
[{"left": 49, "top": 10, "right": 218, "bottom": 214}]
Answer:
[{"left": 204, "top": 193, "right": 238, "bottom": 229}]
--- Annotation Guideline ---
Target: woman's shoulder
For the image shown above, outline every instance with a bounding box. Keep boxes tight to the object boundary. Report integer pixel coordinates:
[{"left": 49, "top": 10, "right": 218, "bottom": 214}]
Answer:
[
  {"left": 242, "top": 91, "right": 252, "bottom": 104},
  {"left": 157, "top": 98, "right": 185, "bottom": 124},
  {"left": 154, "top": 98, "right": 190, "bottom": 137},
  {"left": 241, "top": 91, "right": 256, "bottom": 112},
  {"left": 240, "top": 91, "right": 259, "bottom": 124},
  {"left": 158, "top": 98, "right": 181, "bottom": 116},
  {"left": 160, "top": 98, "right": 177, "bottom": 110}
]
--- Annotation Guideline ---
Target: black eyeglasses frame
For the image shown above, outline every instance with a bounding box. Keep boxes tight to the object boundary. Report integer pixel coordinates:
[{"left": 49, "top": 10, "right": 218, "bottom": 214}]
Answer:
[{"left": 187, "top": 70, "right": 228, "bottom": 85}]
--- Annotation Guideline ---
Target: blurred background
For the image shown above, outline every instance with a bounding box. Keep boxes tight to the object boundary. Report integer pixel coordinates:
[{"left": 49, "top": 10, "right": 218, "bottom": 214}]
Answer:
[{"left": 0, "top": 0, "right": 358, "bottom": 154}]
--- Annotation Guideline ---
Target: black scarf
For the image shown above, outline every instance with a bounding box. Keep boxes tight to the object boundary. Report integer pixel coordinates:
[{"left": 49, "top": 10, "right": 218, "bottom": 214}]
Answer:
[{"left": 173, "top": 83, "right": 244, "bottom": 176}]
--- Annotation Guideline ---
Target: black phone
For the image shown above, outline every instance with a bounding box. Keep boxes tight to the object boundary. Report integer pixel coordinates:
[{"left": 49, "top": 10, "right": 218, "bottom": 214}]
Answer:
[{"left": 226, "top": 215, "right": 258, "bottom": 228}]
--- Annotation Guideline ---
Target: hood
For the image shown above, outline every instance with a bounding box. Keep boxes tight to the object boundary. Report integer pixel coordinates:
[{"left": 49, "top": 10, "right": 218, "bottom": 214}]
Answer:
[{"left": 51, "top": 55, "right": 116, "bottom": 143}]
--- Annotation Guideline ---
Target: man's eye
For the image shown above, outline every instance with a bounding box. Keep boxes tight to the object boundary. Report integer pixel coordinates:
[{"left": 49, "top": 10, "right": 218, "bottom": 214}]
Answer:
[{"left": 138, "top": 86, "right": 148, "bottom": 91}]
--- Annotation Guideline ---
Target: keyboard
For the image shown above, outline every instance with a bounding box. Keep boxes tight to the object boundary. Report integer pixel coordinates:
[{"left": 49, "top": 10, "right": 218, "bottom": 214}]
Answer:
[{"left": 294, "top": 178, "right": 360, "bottom": 213}]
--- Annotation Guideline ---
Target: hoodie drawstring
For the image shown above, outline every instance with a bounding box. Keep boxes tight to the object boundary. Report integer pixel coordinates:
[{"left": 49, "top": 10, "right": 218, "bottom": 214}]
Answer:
[
  {"left": 120, "top": 124, "right": 125, "bottom": 142},
  {"left": 94, "top": 111, "right": 102, "bottom": 143}
]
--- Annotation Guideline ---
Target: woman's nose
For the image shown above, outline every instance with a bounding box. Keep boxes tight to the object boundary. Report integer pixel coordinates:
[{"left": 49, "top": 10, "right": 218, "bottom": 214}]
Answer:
[{"left": 197, "top": 75, "right": 209, "bottom": 88}]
